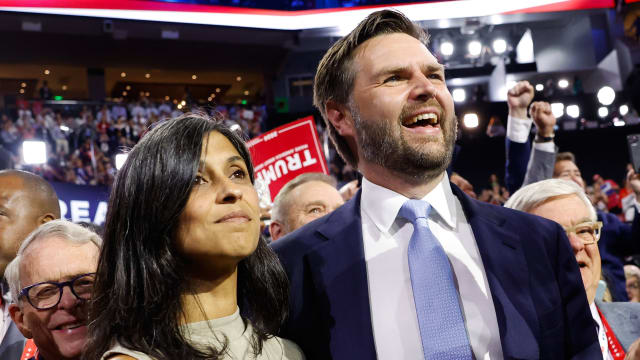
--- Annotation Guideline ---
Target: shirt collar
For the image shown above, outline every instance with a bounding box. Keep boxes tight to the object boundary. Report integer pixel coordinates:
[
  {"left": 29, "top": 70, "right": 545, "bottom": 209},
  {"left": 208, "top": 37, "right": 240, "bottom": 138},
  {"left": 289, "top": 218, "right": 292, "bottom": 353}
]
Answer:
[{"left": 361, "top": 173, "right": 457, "bottom": 233}]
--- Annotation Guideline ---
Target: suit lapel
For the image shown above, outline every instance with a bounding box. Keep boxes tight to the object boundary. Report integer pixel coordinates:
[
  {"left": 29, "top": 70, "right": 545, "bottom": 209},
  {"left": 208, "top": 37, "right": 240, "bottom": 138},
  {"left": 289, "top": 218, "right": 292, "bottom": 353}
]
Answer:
[
  {"left": 452, "top": 185, "right": 540, "bottom": 359},
  {"left": 305, "top": 190, "right": 377, "bottom": 359}
]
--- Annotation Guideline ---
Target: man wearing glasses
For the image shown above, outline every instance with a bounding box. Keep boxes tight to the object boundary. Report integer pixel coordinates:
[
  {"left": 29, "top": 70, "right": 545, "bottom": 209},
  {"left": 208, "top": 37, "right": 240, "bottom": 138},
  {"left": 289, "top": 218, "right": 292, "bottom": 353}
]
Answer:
[
  {"left": 506, "top": 179, "right": 640, "bottom": 360},
  {"left": 4, "top": 220, "right": 101, "bottom": 360}
]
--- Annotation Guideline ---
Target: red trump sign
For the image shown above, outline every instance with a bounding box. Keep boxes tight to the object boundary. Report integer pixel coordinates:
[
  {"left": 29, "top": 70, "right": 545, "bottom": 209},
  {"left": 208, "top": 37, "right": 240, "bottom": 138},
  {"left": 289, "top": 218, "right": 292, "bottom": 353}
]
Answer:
[{"left": 247, "top": 116, "right": 328, "bottom": 201}]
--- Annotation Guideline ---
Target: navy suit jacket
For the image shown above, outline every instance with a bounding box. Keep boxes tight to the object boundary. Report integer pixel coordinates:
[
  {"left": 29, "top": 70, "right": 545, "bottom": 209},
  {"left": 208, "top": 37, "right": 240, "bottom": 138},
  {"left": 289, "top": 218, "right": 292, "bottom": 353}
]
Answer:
[{"left": 272, "top": 184, "right": 600, "bottom": 360}]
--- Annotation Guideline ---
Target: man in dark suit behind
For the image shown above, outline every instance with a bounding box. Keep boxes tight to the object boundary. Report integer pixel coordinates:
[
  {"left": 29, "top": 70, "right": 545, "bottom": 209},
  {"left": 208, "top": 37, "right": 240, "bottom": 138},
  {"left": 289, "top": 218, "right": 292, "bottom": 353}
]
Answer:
[
  {"left": 0, "top": 170, "right": 60, "bottom": 359},
  {"left": 272, "top": 9, "right": 600, "bottom": 360}
]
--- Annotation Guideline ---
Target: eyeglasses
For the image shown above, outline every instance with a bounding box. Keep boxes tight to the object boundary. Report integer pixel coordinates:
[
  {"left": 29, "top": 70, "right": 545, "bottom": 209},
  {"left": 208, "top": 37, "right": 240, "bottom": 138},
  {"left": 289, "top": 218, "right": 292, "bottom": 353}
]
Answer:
[
  {"left": 628, "top": 282, "right": 640, "bottom": 290},
  {"left": 562, "top": 221, "right": 603, "bottom": 245},
  {"left": 19, "top": 273, "right": 95, "bottom": 310}
]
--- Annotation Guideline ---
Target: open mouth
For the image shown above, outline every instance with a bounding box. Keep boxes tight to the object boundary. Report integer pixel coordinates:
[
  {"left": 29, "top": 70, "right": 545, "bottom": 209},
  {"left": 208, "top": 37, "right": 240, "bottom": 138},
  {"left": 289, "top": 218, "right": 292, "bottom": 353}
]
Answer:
[{"left": 403, "top": 113, "right": 439, "bottom": 128}]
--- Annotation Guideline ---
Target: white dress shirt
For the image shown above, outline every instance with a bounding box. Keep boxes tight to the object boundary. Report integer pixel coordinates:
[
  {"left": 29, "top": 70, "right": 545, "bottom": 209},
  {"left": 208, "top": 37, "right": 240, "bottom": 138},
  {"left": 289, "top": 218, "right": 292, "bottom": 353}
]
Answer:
[{"left": 361, "top": 174, "right": 503, "bottom": 359}]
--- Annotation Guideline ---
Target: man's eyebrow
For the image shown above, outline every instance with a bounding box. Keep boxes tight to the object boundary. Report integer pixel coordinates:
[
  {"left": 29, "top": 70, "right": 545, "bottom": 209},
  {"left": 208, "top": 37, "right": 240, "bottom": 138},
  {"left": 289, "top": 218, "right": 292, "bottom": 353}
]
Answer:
[
  {"left": 373, "top": 63, "right": 445, "bottom": 78},
  {"left": 423, "top": 63, "right": 445, "bottom": 73}
]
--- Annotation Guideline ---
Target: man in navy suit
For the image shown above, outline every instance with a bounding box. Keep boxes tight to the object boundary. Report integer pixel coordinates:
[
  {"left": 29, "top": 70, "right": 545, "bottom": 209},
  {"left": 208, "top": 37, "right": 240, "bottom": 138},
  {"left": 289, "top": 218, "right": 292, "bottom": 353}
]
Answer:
[{"left": 272, "top": 9, "right": 600, "bottom": 359}]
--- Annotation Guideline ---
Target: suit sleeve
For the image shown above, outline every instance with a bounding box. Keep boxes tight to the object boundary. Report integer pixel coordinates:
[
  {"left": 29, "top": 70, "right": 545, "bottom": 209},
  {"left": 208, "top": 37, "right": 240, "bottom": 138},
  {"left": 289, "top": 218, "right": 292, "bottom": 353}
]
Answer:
[
  {"left": 505, "top": 137, "right": 531, "bottom": 194},
  {"left": 522, "top": 146, "right": 557, "bottom": 187},
  {"left": 552, "top": 223, "right": 602, "bottom": 359}
]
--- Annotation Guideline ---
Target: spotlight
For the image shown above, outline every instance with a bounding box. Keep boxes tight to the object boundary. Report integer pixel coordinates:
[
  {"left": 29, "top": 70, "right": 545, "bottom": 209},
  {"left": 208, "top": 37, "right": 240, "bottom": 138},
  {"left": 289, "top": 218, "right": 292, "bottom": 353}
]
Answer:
[
  {"left": 452, "top": 88, "right": 466, "bottom": 103},
  {"left": 535, "top": 84, "right": 544, "bottom": 91},
  {"left": 192, "top": 74, "right": 197, "bottom": 80},
  {"left": 177, "top": 104, "right": 183, "bottom": 110},
  {"left": 22, "top": 141, "right": 47, "bottom": 164},
  {"left": 598, "top": 107, "right": 608, "bottom": 118},
  {"left": 215, "top": 88, "right": 221, "bottom": 93},
  {"left": 236, "top": 76, "right": 242, "bottom": 82},
  {"left": 620, "top": 104, "right": 629, "bottom": 116},
  {"left": 613, "top": 118, "right": 625, "bottom": 127},
  {"left": 492, "top": 38, "right": 507, "bottom": 54},
  {"left": 566, "top": 105, "right": 580, "bottom": 118},
  {"left": 19, "top": 89, "right": 24, "bottom": 94},
  {"left": 115, "top": 153, "right": 129, "bottom": 170},
  {"left": 61, "top": 85, "right": 67, "bottom": 91},
  {"left": 181, "top": 100, "right": 186, "bottom": 106},
  {"left": 597, "top": 86, "right": 615, "bottom": 106},
  {"left": 558, "top": 79, "right": 569, "bottom": 89},
  {"left": 463, "top": 113, "right": 479, "bottom": 128},
  {"left": 126, "top": 85, "right": 131, "bottom": 91},
  {"left": 164, "top": 95, "right": 170, "bottom": 101},
  {"left": 120, "top": 72, "right": 126, "bottom": 78},
  {"left": 145, "top": 73, "right": 151, "bottom": 79},
  {"left": 208, "top": 97, "right": 212, "bottom": 101},
  {"left": 551, "top": 103, "right": 564, "bottom": 118},
  {"left": 244, "top": 90, "right": 250, "bottom": 96},
  {"left": 20, "top": 82, "right": 26, "bottom": 88},
  {"left": 468, "top": 40, "right": 482, "bottom": 57},
  {"left": 44, "top": 69, "right": 50, "bottom": 75},
  {"left": 440, "top": 41, "right": 454, "bottom": 56}
]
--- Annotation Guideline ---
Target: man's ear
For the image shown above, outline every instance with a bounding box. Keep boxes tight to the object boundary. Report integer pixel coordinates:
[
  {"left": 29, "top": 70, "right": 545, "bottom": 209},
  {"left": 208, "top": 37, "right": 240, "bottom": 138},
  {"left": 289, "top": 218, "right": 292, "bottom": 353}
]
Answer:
[
  {"left": 9, "top": 303, "right": 33, "bottom": 339},
  {"left": 38, "top": 213, "right": 56, "bottom": 225},
  {"left": 325, "top": 100, "right": 356, "bottom": 138},
  {"left": 269, "top": 221, "right": 284, "bottom": 242}
]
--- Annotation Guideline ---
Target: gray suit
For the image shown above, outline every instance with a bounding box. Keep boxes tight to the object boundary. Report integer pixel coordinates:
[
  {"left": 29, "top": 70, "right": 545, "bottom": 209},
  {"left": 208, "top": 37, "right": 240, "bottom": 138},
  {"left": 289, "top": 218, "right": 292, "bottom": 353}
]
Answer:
[
  {"left": 597, "top": 300, "right": 640, "bottom": 351},
  {"left": 0, "top": 280, "right": 26, "bottom": 360}
]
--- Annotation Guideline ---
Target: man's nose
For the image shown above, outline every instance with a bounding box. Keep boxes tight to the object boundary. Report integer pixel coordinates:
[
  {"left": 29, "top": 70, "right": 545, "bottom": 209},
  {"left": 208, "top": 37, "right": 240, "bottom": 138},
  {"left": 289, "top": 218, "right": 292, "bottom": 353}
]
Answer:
[
  {"left": 567, "top": 232, "right": 585, "bottom": 254},
  {"left": 58, "top": 286, "right": 80, "bottom": 309},
  {"left": 409, "top": 73, "right": 438, "bottom": 102}
]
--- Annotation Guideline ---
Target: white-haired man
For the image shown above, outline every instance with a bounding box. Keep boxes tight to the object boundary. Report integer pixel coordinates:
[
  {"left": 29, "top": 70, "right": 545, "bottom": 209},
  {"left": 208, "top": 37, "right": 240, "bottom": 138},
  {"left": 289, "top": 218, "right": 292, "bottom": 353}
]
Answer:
[
  {"left": 506, "top": 179, "right": 640, "bottom": 359},
  {"left": 6, "top": 220, "right": 101, "bottom": 360}
]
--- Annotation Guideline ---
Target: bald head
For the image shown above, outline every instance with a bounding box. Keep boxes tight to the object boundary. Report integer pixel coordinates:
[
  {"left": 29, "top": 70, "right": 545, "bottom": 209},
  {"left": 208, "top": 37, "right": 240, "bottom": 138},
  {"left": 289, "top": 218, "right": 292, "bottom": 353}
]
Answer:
[{"left": 0, "top": 170, "right": 60, "bottom": 277}]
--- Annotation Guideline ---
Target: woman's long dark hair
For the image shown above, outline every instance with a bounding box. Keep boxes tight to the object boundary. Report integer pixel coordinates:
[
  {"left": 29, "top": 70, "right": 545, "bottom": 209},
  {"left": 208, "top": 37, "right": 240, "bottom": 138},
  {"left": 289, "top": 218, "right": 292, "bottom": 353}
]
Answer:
[{"left": 83, "top": 113, "right": 289, "bottom": 360}]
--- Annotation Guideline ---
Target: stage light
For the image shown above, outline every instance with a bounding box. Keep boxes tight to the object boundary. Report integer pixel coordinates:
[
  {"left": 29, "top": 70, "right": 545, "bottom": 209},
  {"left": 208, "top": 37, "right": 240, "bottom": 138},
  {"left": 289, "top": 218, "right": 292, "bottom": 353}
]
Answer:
[
  {"left": 122, "top": 91, "right": 127, "bottom": 96},
  {"left": 620, "top": 104, "right": 629, "bottom": 116},
  {"left": 492, "top": 38, "right": 507, "bottom": 54},
  {"left": 115, "top": 153, "right": 128, "bottom": 170},
  {"left": 20, "top": 82, "right": 26, "bottom": 88},
  {"left": 208, "top": 96, "right": 212, "bottom": 101},
  {"left": 120, "top": 72, "right": 126, "bottom": 78},
  {"left": 236, "top": 76, "right": 242, "bottom": 82},
  {"left": 19, "top": 89, "right": 24, "bottom": 94},
  {"left": 177, "top": 104, "right": 183, "bottom": 110},
  {"left": 145, "top": 73, "right": 151, "bottom": 79},
  {"left": 468, "top": 40, "right": 482, "bottom": 57},
  {"left": 164, "top": 95, "right": 170, "bottom": 101},
  {"left": 145, "top": 92, "right": 150, "bottom": 97},
  {"left": 535, "top": 84, "right": 544, "bottom": 91},
  {"left": 440, "top": 41, "right": 454, "bottom": 56},
  {"left": 22, "top": 141, "right": 47, "bottom": 165},
  {"left": 613, "top": 117, "right": 625, "bottom": 127},
  {"left": 566, "top": 105, "right": 580, "bottom": 118},
  {"left": 44, "top": 69, "right": 50, "bottom": 75},
  {"left": 558, "top": 79, "right": 569, "bottom": 89},
  {"left": 192, "top": 74, "right": 197, "bottom": 80},
  {"left": 598, "top": 107, "right": 608, "bottom": 118},
  {"left": 126, "top": 85, "right": 131, "bottom": 91},
  {"left": 452, "top": 88, "right": 466, "bottom": 103},
  {"left": 181, "top": 100, "right": 186, "bottom": 106},
  {"left": 215, "top": 88, "right": 221, "bottom": 93},
  {"left": 61, "top": 85, "right": 67, "bottom": 91},
  {"left": 597, "top": 86, "right": 615, "bottom": 106},
  {"left": 463, "top": 113, "right": 479, "bottom": 128},
  {"left": 244, "top": 90, "right": 250, "bottom": 96},
  {"left": 551, "top": 103, "right": 564, "bottom": 118}
]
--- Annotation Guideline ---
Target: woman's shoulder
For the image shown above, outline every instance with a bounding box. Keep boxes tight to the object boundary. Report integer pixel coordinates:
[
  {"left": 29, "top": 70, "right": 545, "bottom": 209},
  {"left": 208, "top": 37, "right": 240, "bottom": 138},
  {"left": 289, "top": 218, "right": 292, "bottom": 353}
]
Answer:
[
  {"left": 101, "top": 342, "right": 156, "bottom": 360},
  {"left": 262, "top": 335, "right": 305, "bottom": 360}
]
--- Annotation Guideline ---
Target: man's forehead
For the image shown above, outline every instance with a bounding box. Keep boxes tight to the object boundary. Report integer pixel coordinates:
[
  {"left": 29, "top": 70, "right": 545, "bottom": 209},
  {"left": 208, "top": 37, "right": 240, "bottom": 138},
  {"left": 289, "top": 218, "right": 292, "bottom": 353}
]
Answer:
[{"left": 353, "top": 33, "right": 436, "bottom": 69}]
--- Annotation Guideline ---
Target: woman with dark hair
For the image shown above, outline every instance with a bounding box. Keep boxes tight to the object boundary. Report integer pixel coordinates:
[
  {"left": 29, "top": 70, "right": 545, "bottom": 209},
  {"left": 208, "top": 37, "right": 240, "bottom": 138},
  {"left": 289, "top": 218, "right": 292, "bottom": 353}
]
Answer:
[{"left": 83, "top": 113, "right": 303, "bottom": 360}]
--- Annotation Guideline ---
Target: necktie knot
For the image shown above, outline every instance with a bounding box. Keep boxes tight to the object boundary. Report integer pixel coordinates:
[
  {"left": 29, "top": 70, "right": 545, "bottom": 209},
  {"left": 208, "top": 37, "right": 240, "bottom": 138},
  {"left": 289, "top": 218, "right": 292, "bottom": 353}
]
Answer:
[{"left": 399, "top": 199, "right": 432, "bottom": 225}]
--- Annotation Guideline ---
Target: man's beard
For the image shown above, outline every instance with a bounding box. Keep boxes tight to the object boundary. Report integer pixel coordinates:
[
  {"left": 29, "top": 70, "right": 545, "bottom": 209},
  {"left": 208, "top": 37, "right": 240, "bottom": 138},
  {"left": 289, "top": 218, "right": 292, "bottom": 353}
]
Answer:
[{"left": 351, "top": 100, "right": 457, "bottom": 185}]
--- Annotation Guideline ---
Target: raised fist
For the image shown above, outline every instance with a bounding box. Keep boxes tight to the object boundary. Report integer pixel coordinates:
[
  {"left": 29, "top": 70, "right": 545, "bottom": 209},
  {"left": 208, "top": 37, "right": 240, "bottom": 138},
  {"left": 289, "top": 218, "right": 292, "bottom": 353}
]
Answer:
[
  {"left": 507, "top": 81, "right": 534, "bottom": 119},
  {"left": 530, "top": 101, "right": 556, "bottom": 137}
]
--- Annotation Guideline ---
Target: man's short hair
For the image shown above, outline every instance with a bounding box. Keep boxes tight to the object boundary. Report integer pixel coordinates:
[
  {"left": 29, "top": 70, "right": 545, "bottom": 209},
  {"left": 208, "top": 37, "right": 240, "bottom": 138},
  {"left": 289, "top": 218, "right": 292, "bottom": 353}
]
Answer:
[
  {"left": 313, "top": 9, "right": 429, "bottom": 167},
  {"left": 556, "top": 152, "right": 577, "bottom": 164},
  {"left": 0, "top": 170, "right": 60, "bottom": 218},
  {"left": 5, "top": 220, "right": 102, "bottom": 305},
  {"left": 272, "top": 172, "right": 338, "bottom": 224},
  {"left": 504, "top": 178, "right": 596, "bottom": 221},
  {"left": 625, "top": 264, "right": 640, "bottom": 281}
]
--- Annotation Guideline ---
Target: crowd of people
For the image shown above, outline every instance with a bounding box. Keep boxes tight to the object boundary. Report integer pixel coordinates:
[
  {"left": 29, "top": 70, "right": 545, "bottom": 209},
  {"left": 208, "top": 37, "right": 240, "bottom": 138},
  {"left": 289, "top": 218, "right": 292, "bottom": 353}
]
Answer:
[
  {"left": 1, "top": 8, "right": 640, "bottom": 360},
  {"left": 0, "top": 100, "right": 268, "bottom": 187}
]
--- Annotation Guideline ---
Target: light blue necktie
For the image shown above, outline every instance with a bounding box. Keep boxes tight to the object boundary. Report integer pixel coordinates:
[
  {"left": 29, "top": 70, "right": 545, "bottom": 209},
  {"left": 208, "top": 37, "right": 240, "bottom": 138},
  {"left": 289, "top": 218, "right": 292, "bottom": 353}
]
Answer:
[{"left": 399, "top": 199, "right": 473, "bottom": 359}]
